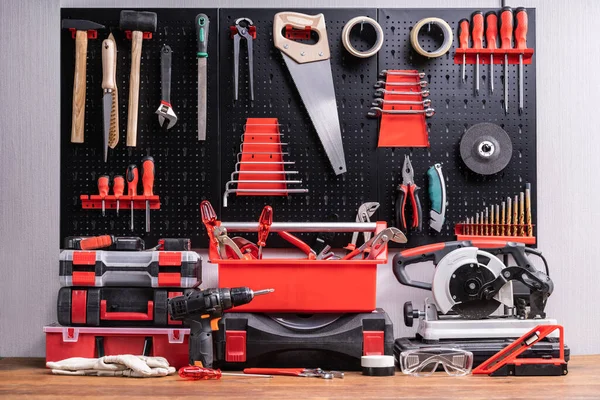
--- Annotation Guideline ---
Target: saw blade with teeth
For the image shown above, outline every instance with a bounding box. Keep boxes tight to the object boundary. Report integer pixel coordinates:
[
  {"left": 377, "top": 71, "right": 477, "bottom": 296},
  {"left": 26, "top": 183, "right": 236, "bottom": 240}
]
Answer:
[{"left": 108, "top": 33, "right": 119, "bottom": 149}]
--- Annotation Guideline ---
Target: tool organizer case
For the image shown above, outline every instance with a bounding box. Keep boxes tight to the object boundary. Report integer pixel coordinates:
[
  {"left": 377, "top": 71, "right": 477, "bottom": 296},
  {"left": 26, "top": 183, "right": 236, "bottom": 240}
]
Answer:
[
  {"left": 44, "top": 325, "right": 190, "bottom": 369},
  {"left": 394, "top": 337, "right": 570, "bottom": 369},
  {"left": 214, "top": 309, "right": 394, "bottom": 371},
  {"left": 59, "top": 250, "right": 201, "bottom": 288},
  {"left": 57, "top": 287, "right": 188, "bottom": 327},
  {"left": 59, "top": 8, "right": 536, "bottom": 249}
]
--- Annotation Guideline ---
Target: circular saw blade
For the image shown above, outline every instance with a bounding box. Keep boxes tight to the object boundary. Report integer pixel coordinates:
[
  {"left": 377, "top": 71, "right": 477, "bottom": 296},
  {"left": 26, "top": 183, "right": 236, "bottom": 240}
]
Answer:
[
  {"left": 452, "top": 299, "right": 501, "bottom": 319},
  {"left": 460, "top": 123, "right": 512, "bottom": 175}
]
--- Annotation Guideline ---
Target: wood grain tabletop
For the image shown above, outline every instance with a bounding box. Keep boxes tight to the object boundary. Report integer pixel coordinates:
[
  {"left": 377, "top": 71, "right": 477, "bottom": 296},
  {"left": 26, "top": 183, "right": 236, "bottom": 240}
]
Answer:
[{"left": 0, "top": 356, "right": 598, "bottom": 399}]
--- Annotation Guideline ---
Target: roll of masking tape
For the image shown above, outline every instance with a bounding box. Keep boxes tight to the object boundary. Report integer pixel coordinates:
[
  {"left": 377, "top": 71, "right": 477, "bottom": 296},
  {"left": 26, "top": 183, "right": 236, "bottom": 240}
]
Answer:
[
  {"left": 410, "top": 17, "right": 453, "bottom": 58},
  {"left": 342, "top": 16, "right": 384, "bottom": 58}
]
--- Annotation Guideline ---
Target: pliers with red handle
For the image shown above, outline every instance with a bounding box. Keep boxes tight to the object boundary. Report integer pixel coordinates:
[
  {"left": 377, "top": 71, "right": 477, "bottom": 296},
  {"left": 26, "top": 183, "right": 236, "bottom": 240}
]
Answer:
[{"left": 395, "top": 155, "right": 422, "bottom": 233}]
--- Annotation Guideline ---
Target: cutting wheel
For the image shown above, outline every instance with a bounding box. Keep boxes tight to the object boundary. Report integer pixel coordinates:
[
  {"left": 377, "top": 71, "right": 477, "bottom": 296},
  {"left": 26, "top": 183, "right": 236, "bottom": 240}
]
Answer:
[
  {"left": 460, "top": 123, "right": 513, "bottom": 175},
  {"left": 431, "top": 247, "right": 511, "bottom": 318}
]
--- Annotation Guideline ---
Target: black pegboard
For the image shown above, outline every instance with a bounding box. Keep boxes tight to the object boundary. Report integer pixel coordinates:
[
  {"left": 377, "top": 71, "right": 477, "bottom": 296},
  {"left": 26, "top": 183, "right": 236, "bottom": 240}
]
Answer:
[{"left": 60, "top": 8, "right": 536, "bottom": 249}]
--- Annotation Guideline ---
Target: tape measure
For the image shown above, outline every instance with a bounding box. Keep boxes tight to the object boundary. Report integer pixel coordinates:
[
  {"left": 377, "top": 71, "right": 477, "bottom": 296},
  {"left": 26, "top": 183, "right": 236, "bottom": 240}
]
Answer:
[
  {"left": 341, "top": 16, "right": 384, "bottom": 58},
  {"left": 410, "top": 17, "right": 453, "bottom": 58}
]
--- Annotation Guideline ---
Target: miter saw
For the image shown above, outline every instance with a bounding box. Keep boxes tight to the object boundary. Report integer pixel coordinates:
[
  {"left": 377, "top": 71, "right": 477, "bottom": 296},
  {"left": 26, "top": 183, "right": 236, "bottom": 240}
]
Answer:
[{"left": 392, "top": 240, "right": 557, "bottom": 342}]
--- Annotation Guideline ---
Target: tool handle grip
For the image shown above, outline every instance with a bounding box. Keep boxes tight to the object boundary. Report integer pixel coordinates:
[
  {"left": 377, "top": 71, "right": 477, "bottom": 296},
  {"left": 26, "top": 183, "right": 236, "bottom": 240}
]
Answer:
[
  {"left": 500, "top": 6, "right": 514, "bottom": 49},
  {"left": 458, "top": 19, "right": 470, "bottom": 49},
  {"left": 471, "top": 11, "right": 484, "bottom": 49},
  {"left": 427, "top": 166, "right": 443, "bottom": 213},
  {"left": 79, "top": 235, "right": 114, "bottom": 250},
  {"left": 98, "top": 175, "right": 109, "bottom": 196},
  {"left": 101, "top": 39, "right": 116, "bottom": 90},
  {"left": 71, "top": 30, "right": 88, "bottom": 143},
  {"left": 196, "top": 14, "right": 210, "bottom": 57},
  {"left": 160, "top": 45, "right": 172, "bottom": 103},
  {"left": 485, "top": 11, "right": 498, "bottom": 49},
  {"left": 278, "top": 231, "right": 315, "bottom": 259},
  {"left": 515, "top": 7, "right": 528, "bottom": 49},
  {"left": 257, "top": 206, "right": 273, "bottom": 247},
  {"left": 113, "top": 175, "right": 125, "bottom": 196},
  {"left": 126, "top": 30, "right": 143, "bottom": 147},
  {"left": 273, "top": 12, "right": 330, "bottom": 63},
  {"left": 141, "top": 156, "right": 155, "bottom": 196},
  {"left": 395, "top": 185, "right": 408, "bottom": 231},
  {"left": 126, "top": 164, "right": 138, "bottom": 196},
  {"left": 188, "top": 318, "right": 214, "bottom": 368},
  {"left": 410, "top": 185, "right": 422, "bottom": 232}
]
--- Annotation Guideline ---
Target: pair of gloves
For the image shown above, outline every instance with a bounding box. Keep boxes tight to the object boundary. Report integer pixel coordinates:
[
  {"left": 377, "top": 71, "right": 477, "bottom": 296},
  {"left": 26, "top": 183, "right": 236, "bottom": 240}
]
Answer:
[{"left": 46, "top": 355, "right": 176, "bottom": 378}]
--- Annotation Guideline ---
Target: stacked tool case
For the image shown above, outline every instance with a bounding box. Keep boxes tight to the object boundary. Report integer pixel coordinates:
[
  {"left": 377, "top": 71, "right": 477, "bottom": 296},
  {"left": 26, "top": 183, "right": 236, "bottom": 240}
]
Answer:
[{"left": 46, "top": 238, "right": 201, "bottom": 368}]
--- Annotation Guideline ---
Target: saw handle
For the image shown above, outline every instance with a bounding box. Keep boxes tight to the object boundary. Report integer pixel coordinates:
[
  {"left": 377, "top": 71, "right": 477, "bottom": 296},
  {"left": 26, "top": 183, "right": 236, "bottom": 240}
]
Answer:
[
  {"left": 126, "top": 30, "right": 143, "bottom": 147},
  {"left": 273, "top": 12, "right": 330, "bottom": 63},
  {"left": 101, "top": 39, "right": 116, "bottom": 90}
]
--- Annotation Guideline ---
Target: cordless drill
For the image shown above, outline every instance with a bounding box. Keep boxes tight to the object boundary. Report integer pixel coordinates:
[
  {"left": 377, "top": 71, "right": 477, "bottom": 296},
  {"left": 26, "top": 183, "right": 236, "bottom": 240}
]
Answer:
[{"left": 168, "top": 287, "right": 274, "bottom": 367}]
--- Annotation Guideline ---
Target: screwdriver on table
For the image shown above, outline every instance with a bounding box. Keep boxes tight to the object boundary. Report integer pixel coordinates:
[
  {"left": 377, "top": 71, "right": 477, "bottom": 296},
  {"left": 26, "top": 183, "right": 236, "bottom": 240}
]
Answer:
[
  {"left": 113, "top": 175, "right": 124, "bottom": 216},
  {"left": 178, "top": 366, "right": 272, "bottom": 380},
  {"left": 458, "top": 19, "right": 470, "bottom": 83},
  {"left": 515, "top": 7, "right": 528, "bottom": 115},
  {"left": 97, "top": 175, "right": 109, "bottom": 216},
  {"left": 500, "top": 6, "right": 514, "bottom": 114},
  {"left": 471, "top": 11, "right": 483, "bottom": 95},
  {"left": 126, "top": 164, "right": 138, "bottom": 231},
  {"left": 141, "top": 156, "right": 155, "bottom": 233},
  {"left": 485, "top": 11, "right": 498, "bottom": 93}
]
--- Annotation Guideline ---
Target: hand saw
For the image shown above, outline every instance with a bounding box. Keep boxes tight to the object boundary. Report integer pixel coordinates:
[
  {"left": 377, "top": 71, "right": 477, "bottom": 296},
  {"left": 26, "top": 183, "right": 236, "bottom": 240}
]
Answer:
[{"left": 273, "top": 12, "right": 346, "bottom": 175}]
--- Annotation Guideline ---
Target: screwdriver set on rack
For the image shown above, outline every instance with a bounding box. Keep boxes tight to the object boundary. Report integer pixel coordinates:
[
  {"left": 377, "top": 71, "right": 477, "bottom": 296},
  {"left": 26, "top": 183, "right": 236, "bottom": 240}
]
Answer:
[{"left": 51, "top": 6, "right": 569, "bottom": 380}]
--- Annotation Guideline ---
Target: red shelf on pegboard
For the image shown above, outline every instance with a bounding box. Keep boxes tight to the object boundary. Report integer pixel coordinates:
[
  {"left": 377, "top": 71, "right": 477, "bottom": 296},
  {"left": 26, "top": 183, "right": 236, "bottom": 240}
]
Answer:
[
  {"left": 454, "top": 48, "right": 534, "bottom": 65},
  {"left": 80, "top": 195, "right": 160, "bottom": 210}
]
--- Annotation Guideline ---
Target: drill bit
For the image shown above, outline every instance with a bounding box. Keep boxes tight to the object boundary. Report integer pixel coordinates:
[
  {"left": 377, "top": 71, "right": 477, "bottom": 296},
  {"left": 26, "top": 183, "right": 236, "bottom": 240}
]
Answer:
[
  {"left": 475, "top": 213, "right": 480, "bottom": 235},
  {"left": 526, "top": 183, "right": 532, "bottom": 236},
  {"left": 253, "top": 289, "right": 275, "bottom": 296},
  {"left": 519, "top": 192, "right": 525, "bottom": 236},
  {"left": 490, "top": 205, "right": 495, "bottom": 236},
  {"left": 507, "top": 197, "right": 512, "bottom": 236},
  {"left": 495, "top": 204, "right": 500, "bottom": 236},
  {"left": 513, "top": 195, "right": 519, "bottom": 236},
  {"left": 501, "top": 201, "right": 506, "bottom": 236},
  {"left": 485, "top": 208, "right": 489, "bottom": 236}
]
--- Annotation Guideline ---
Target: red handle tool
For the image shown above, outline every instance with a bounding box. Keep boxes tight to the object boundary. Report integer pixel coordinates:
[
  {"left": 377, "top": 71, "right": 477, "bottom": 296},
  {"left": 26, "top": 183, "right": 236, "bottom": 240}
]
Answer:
[
  {"left": 141, "top": 156, "right": 155, "bottom": 233},
  {"left": 179, "top": 366, "right": 271, "bottom": 380},
  {"left": 278, "top": 231, "right": 317, "bottom": 260},
  {"left": 500, "top": 7, "right": 514, "bottom": 114},
  {"left": 79, "top": 235, "right": 114, "bottom": 250},
  {"left": 485, "top": 11, "right": 498, "bottom": 93},
  {"left": 243, "top": 368, "right": 305, "bottom": 377},
  {"left": 113, "top": 175, "right": 124, "bottom": 216},
  {"left": 97, "top": 175, "right": 109, "bottom": 217},
  {"left": 458, "top": 18, "right": 470, "bottom": 83},
  {"left": 471, "top": 11, "right": 483, "bottom": 94},
  {"left": 126, "top": 164, "right": 138, "bottom": 231},
  {"left": 257, "top": 205, "right": 273, "bottom": 259},
  {"left": 396, "top": 184, "right": 422, "bottom": 232},
  {"left": 515, "top": 7, "right": 528, "bottom": 50},
  {"left": 200, "top": 200, "right": 219, "bottom": 245}
]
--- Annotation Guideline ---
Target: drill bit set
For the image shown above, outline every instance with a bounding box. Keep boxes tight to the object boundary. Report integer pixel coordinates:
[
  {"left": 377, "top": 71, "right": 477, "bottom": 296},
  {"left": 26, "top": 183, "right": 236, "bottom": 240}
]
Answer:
[{"left": 455, "top": 183, "right": 534, "bottom": 243}]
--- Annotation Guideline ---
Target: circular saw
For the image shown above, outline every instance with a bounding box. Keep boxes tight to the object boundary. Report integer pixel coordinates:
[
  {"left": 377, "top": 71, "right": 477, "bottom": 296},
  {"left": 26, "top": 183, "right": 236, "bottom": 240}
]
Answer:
[{"left": 393, "top": 240, "right": 553, "bottom": 320}]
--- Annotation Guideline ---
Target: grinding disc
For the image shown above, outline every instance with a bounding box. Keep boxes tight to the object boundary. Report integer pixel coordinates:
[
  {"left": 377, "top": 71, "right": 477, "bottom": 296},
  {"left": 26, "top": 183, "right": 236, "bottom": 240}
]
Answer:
[{"left": 460, "top": 123, "right": 513, "bottom": 175}]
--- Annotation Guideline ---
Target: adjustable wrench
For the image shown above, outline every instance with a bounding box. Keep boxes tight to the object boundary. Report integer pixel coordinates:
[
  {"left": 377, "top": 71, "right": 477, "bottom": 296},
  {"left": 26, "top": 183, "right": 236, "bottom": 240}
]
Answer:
[
  {"left": 346, "top": 202, "right": 380, "bottom": 251},
  {"left": 155, "top": 44, "right": 177, "bottom": 129}
]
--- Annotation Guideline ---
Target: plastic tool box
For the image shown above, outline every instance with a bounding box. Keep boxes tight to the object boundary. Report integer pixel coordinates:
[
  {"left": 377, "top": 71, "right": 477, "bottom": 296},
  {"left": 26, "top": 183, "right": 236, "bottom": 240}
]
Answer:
[
  {"left": 57, "top": 287, "right": 188, "bottom": 327},
  {"left": 211, "top": 221, "right": 389, "bottom": 313},
  {"left": 214, "top": 309, "right": 394, "bottom": 371},
  {"left": 59, "top": 250, "right": 201, "bottom": 288},
  {"left": 394, "top": 337, "right": 570, "bottom": 368},
  {"left": 44, "top": 325, "right": 190, "bottom": 369}
]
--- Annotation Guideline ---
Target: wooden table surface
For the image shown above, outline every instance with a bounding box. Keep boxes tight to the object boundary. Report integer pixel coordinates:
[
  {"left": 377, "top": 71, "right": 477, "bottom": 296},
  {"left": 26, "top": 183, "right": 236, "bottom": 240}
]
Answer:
[{"left": 0, "top": 356, "right": 598, "bottom": 399}]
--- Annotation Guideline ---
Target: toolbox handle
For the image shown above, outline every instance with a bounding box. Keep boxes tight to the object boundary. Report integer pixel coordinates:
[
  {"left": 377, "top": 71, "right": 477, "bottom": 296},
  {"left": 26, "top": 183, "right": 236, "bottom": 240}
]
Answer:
[{"left": 100, "top": 300, "right": 154, "bottom": 321}]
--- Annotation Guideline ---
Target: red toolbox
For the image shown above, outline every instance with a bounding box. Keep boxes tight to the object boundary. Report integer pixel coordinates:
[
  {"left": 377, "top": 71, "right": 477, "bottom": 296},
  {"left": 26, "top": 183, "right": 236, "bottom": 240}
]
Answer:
[
  {"left": 59, "top": 250, "right": 201, "bottom": 288},
  {"left": 44, "top": 325, "right": 190, "bottom": 369},
  {"left": 211, "top": 221, "right": 389, "bottom": 313},
  {"left": 57, "top": 287, "right": 187, "bottom": 327}
]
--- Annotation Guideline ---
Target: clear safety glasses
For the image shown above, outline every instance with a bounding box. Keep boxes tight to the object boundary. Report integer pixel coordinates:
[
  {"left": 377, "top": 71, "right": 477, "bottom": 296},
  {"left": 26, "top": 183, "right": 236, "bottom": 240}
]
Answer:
[{"left": 399, "top": 348, "right": 474, "bottom": 377}]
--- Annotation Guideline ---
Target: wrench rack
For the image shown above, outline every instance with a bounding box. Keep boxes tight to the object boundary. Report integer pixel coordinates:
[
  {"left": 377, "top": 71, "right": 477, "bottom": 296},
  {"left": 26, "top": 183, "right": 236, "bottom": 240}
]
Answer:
[{"left": 60, "top": 8, "right": 537, "bottom": 249}]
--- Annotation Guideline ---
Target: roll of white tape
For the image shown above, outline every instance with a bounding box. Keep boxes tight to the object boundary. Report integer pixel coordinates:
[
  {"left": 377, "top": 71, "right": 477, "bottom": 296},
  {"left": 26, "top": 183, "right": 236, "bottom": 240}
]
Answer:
[
  {"left": 410, "top": 17, "right": 454, "bottom": 58},
  {"left": 341, "top": 16, "right": 384, "bottom": 58},
  {"left": 361, "top": 355, "right": 396, "bottom": 376}
]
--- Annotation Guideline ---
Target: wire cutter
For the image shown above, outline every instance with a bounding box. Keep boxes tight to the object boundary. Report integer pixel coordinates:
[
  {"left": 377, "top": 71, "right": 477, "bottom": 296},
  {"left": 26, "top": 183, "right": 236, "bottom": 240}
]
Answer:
[
  {"left": 230, "top": 17, "right": 256, "bottom": 101},
  {"left": 395, "top": 155, "right": 422, "bottom": 232}
]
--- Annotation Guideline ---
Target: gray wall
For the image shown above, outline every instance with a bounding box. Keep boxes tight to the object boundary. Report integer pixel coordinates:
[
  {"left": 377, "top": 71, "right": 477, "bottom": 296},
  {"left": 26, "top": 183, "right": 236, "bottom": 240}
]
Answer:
[{"left": 1, "top": 0, "right": 599, "bottom": 357}]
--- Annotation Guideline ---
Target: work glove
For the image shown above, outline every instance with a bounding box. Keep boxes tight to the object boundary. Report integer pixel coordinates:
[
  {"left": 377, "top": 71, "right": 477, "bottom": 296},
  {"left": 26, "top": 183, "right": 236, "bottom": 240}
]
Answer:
[{"left": 46, "top": 355, "right": 176, "bottom": 378}]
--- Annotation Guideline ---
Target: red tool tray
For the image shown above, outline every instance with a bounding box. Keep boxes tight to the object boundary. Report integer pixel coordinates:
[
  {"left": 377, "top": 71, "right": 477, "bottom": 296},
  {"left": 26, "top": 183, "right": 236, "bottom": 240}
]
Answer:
[
  {"left": 211, "top": 222, "right": 388, "bottom": 313},
  {"left": 44, "top": 325, "right": 190, "bottom": 369}
]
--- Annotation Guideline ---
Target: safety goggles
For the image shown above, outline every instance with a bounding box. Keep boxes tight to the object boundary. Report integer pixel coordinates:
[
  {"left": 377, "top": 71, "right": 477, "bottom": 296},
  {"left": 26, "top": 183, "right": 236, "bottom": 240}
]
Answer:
[{"left": 399, "top": 348, "right": 473, "bottom": 377}]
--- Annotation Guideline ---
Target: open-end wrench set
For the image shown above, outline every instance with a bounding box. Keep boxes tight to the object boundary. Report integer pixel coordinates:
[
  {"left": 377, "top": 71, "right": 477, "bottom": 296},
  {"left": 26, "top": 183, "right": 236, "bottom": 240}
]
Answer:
[{"left": 54, "top": 7, "right": 570, "bottom": 380}]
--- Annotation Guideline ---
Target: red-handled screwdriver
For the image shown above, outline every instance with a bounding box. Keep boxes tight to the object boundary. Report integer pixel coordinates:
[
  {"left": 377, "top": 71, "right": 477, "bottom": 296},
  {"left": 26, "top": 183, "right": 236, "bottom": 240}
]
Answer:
[
  {"left": 257, "top": 205, "right": 273, "bottom": 259},
  {"left": 500, "top": 6, "right": 514, "bottom": 114},
  {"left": 515, "top": 7, "right": 528, "bottom": 115},
  {"left": 458, "top": 19, "right": 470, "bottom": 83},
  {"left": 97, "top": 175, "right": 109, "bottom": 216},
  {"left": 141, "top": 156, "right": 155, "bottom": 233},
  {"left": 113, "top": 175, "right": 124, "bottom": 216},
  {"left": 471, "top": 11, "right": 483, "bottom": 95},
  {"left": 485, "top": 11, "right": 498, "bottom": 93},
  {"left": 178, "top": 366, "right": 272, "bottom": 380},
  {"left": 126, "top": 164, "right": 138, "bottom": 231}
]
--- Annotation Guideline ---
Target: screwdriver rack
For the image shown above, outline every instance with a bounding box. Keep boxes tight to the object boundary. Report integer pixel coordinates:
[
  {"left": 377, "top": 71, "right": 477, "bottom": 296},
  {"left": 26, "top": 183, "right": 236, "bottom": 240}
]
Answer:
[
  {"left": 80, "top": 195, "right": 161, "bottom": 210},
  {"left": 60, "top": 8, "right": 537, "bottom": 249},
  {"left": 453, "top": 49, "right": 534, "bottom": 65}
]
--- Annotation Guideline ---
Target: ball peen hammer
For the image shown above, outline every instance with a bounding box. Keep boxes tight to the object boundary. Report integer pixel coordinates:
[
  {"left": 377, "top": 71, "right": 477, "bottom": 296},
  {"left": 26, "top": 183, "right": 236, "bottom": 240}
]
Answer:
[
  {"left": 61, "top": 19, "right": 105, "bottom": 143},
  {"left": 119, "top": 10, "right": 157, "bottom": 147}
]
